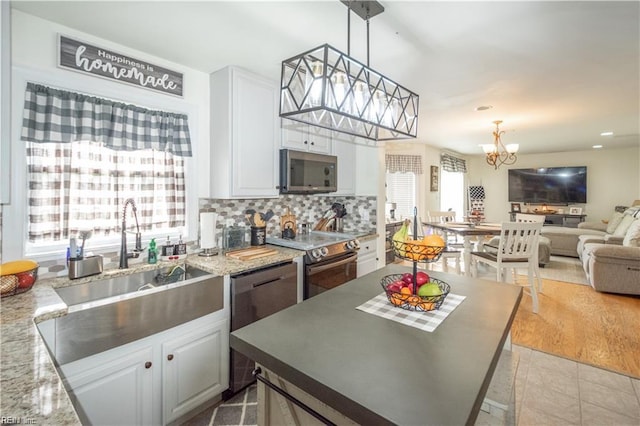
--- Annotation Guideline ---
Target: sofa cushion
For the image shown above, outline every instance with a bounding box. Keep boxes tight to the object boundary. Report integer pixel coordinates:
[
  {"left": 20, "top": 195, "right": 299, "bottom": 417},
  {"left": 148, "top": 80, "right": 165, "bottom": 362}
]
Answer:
[
  {"left": 623, "top": 219, "right": 640, "bottom": 247},
  {"left": 606, "top": 212, "right": 624, "bottom": 234},
  {"left": 613, "top": 214, "right": 635, "bottom": 237}
]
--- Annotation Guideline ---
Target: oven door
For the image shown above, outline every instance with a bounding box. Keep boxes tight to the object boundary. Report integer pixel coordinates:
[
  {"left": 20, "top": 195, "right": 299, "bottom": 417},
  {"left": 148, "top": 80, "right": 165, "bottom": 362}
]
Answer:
[{"left": 304, "top": 252, "right": 357, "bottom": 299}]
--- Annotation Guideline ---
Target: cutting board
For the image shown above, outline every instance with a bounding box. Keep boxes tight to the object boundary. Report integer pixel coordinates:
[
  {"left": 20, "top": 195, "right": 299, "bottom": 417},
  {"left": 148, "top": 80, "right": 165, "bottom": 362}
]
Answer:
[{"left": 225, "top": 247, "right": 278, "bottom": 261}]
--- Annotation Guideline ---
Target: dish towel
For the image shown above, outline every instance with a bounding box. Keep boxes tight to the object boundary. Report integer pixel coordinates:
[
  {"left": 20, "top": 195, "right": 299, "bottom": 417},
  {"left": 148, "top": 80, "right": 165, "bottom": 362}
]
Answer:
[{"left": 468, "top": 185, "right": 486, "bottom": 221}]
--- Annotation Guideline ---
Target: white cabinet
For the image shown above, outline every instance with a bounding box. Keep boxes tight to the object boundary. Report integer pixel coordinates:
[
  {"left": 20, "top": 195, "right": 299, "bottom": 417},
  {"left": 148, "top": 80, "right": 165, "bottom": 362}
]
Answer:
[
  {"left": 332, "top": 138, "right": 356, "bottom": 195},
  {"left": 211, "top": 66, "right": 280, "bottom": 198},
  {"left": 63, "top": 346, "right": 155, "bottom": 426},
  {"left": 357, "top": 239, "right": 379, "bottom": 277},
  {"left": 281, "top": 119, "right": 332, "bottom": 154},
  {"left": 162, "top": 319, "right": 228, "bottom": 424},
  {"left": 61, "top": 313, "right": 229, "bottom": 426},
  {"left": 355, "top": 143, "right": 380, "bottom": 196}
]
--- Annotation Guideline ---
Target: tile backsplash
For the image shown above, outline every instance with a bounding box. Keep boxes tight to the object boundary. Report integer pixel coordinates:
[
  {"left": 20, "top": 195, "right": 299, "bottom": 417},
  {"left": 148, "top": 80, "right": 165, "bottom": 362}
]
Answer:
[{"left": 199, "top": 195, "right": 377, "bottom": 244}]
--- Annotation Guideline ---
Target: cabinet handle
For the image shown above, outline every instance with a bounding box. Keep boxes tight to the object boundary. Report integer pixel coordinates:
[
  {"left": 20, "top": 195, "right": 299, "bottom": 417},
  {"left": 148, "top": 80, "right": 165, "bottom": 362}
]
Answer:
[
  {"left": 167, "top": 354, "right": 174, "bottom": 361},
  {"left": 145, "top": 361, "right": 152, "bottom": 369},
  {"left": 304, "top": 140, "right": 308, "bottom": 144},
  {"left": 310, "top": 141, "right": 315, "bottom": 145}
]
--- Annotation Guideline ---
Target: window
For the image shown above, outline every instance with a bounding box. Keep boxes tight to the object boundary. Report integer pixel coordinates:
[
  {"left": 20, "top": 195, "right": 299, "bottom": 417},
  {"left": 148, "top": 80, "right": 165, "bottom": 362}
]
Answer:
[
  {"left": 439, "top": 169, "right": 465, "bottom": 219},
  {"left": 386, "top": 172, "right": 416, "bottom": 220},
  {"left": 21, "top": 83, "right": 192, "bottom": 249}
]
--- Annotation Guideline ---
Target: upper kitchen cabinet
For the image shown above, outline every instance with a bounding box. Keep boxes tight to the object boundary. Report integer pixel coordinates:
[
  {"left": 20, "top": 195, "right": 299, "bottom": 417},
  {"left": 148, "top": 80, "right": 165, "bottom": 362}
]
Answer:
[
  {"left": 281, "top": 119, "right": 332, "bottom": 154},
  {"left": 210, "top": 66, "right": 280, "bottom": 198},
  {"left": 331, "top": 137, "right": 355, "bottom": 196}
]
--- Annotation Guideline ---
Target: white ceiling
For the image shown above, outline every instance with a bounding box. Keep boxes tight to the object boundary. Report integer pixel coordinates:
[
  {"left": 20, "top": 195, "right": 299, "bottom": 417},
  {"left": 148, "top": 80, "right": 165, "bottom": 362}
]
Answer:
[{"left": 11, "top": 0, "right": 640, "bottom": 155}]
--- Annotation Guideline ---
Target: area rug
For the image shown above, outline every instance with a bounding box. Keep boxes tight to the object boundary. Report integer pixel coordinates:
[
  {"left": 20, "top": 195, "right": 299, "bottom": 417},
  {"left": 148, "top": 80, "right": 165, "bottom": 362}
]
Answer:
[
  {"left": 538, "top": 255, "right": 589, "bottom": 285},
  {"left": 511, "top": 277, "right": 640, "bottom": 379}
]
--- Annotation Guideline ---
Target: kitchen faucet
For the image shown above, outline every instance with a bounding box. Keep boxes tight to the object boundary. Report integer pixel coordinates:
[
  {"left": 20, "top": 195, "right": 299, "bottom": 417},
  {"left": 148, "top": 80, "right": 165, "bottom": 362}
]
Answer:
[{"left": 119, "top": 198, "right": 143, "bottom": 269}]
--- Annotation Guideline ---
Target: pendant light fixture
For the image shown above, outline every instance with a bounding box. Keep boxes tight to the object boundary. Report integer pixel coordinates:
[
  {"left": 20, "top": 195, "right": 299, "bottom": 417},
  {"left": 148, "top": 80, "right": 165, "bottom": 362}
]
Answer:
[
  {"left": 481, "top": 120, "right": 519, "bottom": 169},
  {"left": 279, "top": 0, "right": 419, "bottom": 141}
]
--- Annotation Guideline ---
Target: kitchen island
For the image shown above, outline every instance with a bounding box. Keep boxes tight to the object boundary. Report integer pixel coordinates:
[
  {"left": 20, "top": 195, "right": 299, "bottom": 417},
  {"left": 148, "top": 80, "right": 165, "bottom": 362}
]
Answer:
[{"left": 231, "top": 264, "right": 522, "bottom": 425}]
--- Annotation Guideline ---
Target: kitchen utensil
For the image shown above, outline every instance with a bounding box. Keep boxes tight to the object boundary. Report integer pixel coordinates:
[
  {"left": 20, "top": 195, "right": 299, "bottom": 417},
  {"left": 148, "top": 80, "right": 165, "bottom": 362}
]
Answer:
[
  {"left": 253, "top": 212, "right": 266, "bottom": 227},
  {"left": 264, "top": 209, "right": 274, "bottom": 221},
  {"left": 78, "top": 230, "right": 92, "bottom": 259}
]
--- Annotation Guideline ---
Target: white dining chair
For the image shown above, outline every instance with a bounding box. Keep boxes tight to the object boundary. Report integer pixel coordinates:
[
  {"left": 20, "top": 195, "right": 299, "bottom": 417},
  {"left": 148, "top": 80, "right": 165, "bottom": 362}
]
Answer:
[
  {"left": 471, "top": 221, "right": 543, "bottom": 313},
  {"left": 424, "top": 211, "right": 462, "bottom": 274}
]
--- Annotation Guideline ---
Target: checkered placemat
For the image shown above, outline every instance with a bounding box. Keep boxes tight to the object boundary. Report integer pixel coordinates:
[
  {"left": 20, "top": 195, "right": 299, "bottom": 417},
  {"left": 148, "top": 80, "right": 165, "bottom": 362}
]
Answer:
[{"left": 356, "top": 293, "right": 466, "bottom": 332}]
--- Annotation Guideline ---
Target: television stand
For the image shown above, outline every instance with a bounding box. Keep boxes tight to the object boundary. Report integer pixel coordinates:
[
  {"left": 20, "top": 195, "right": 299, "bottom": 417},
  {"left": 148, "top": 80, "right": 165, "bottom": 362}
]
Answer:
[{"left": 509, "top": 212, "right": 586, "bottom": 228}]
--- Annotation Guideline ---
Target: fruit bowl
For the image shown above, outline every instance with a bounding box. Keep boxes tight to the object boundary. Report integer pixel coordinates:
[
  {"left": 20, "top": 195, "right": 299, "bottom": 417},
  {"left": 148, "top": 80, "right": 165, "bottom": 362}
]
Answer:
[
  {"left": 380, "top": 274, "right": 450, "bottom": 312},
  {"left": 0, "top": 260, "right": 39, "bottom": 298},
  {"left": 391, "top": 240, "right": 444, "bottom": 263}
]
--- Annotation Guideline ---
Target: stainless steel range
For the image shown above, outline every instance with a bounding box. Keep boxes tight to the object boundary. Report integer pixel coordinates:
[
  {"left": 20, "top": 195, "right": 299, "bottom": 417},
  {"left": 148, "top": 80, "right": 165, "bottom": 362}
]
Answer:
[{"left": 266, "top": 231, "right": 359, "bottom": 299}]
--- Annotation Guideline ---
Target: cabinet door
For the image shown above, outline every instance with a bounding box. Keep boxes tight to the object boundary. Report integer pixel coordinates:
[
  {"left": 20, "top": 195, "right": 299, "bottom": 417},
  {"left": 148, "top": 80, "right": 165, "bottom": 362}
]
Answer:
[
  {"left": 63, "top": 346, "right": 154, "bottom": 426},
  {"left": 281, "top": 119, "right": 332, "bottom": 154},
  {"left": 332, "top": 139, "right": 355, "bottom": 195},
  {"left": 162, "top": 318, "right": 229, "bottom": 424},
  {"left": 357, "top": 241, "right": 378, "bottom": 277},
  {"left": 355, "top": 143, "right": 380, "bottom": 196},
  {"left": 232, "top": 69, "right": 280, "bottom": 197}
]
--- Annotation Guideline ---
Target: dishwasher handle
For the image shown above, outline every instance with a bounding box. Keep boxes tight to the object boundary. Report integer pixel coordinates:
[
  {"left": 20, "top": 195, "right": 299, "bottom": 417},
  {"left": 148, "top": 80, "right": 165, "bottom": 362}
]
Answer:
[{"left": 231, "top": 262, "right": 297, "bottom": 295}]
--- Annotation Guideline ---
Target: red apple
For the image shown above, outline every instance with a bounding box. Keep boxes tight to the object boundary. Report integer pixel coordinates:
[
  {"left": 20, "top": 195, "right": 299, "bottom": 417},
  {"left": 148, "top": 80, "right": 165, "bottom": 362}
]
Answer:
[
  {"left": 402, "top": 283, "right": 415, "bottom": 293},
  {"left": 415, "top": 271, "right": 430, "bottom": 286},
  {"left": 388, "top": 281, "right": 403, "bottom": 293},
  {"left": 401, "top": 273, "right": 413, "bottom": 284}
]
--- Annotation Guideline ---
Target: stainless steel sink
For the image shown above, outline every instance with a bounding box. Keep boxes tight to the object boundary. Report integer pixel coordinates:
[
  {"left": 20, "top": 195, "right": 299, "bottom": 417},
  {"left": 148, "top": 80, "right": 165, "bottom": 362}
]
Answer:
[
  {"left": 55, "top": 264, "right": 209, "bottom": 307},
  {"left": 41, "top": 264, "right": 223, "bottom": 365}
]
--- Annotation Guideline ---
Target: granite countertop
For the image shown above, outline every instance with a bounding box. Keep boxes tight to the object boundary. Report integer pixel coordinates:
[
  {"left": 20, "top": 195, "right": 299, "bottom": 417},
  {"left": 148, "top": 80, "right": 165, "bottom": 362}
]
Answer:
[
  {"left": 231, "top": 264, "right": 522, "bottom": 425},
  {"left": 0, "top": 245, "right": 303, "bottom": 424}
]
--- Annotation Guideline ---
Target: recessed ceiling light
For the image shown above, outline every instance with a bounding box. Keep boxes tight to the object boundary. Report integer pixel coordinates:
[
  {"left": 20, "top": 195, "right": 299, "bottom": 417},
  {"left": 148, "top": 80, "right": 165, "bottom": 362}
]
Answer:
[
  {"left": 593, "top": 145, "right": 603, "bottom": 149},
  {"left": 475, "top": 105, "right": 493, "bottom": 111},
  {"left": 600, "top": 131, "right": 613, "bottom": 136}
]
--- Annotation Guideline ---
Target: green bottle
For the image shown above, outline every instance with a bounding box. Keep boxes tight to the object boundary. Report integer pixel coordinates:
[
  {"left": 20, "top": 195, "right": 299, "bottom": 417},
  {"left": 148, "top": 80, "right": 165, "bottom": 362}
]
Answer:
[{"left": 148, "top": 238, "right": 158, "bottom": 264}]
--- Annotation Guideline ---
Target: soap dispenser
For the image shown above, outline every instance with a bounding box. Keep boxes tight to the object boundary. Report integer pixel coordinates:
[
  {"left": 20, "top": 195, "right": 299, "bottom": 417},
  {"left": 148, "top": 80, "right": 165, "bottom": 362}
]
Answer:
[{"left": 148, "top": 238, "right": 158, "bottom": 264}]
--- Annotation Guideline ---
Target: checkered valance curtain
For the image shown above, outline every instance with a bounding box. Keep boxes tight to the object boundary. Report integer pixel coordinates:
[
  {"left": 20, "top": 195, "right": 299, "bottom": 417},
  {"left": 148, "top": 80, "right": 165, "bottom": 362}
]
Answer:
[
  {"left": 21, "top": 83, "right": 187, "bottom": 244},
  {"left": 385, "top": 154, "right": 423, "bottom": 174},
  {"left": 21, "top": 83, "right": 192, "bottom": 157},
  {"left": 440, "top": 153, "right": 467, "bottom": 173}
]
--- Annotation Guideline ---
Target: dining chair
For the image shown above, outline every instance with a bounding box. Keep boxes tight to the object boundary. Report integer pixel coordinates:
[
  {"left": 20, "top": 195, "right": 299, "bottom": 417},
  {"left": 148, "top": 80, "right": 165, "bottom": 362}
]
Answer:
[
  {"left": 471, "top": 221, "right": 543, "bottom": 313},
  {"left": 424, "top": 211, "right": 462, "bottom": 274}
]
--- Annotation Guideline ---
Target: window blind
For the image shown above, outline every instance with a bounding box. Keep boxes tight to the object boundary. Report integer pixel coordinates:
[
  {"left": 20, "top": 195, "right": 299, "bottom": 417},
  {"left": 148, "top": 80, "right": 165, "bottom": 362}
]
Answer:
[{"left": 386, "top": 172, "right": 416, "bottom": 220}]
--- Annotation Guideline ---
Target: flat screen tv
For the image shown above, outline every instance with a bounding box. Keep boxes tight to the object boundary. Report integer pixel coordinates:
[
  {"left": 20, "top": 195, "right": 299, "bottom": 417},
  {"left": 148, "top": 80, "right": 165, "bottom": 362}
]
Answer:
[{"left": 508, "top": 166, "right": 587, "bottom": 204}]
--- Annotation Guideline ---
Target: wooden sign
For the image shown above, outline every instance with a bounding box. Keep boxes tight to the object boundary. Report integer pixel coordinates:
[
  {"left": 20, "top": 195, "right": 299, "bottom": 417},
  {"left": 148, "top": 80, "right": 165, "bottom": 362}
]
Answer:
[{"left": 58, "top": 34, "right": 183, "bottom": 97}]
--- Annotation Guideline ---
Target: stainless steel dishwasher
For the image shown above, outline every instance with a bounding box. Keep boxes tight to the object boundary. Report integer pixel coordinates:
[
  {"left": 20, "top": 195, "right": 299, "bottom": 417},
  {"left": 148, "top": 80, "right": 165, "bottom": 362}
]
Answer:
[{"left": 226, "top": 261, "right": 298, "bottom": 397}]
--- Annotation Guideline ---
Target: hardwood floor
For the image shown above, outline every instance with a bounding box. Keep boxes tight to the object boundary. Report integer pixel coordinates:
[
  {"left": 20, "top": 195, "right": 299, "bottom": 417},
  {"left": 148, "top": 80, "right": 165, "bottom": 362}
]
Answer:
[{"left": 511, "top": 278, "right": 640, "bottom": 379}]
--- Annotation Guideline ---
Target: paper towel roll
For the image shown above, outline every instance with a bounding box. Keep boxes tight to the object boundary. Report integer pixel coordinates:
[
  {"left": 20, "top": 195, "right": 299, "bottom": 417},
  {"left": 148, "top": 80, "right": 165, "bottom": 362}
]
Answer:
[{"left": 200, "top": 212, "right": 218, "bottom": 249}]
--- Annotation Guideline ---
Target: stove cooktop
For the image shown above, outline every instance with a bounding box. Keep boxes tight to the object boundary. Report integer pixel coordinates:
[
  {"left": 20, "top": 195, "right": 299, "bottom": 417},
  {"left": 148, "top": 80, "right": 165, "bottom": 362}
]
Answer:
[{"left": 266, "top": 231, "right": 356, "bottom": 251}]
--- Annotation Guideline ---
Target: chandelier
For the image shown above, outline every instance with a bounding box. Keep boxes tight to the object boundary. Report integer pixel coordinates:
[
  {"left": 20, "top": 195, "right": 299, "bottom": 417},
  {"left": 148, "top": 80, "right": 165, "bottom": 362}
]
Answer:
[
  {"left": 279, "top": 0, "right": 419, "bottom": 141},
  {"left": 481, "top": 120, "right": 519, "bottom": 169}
]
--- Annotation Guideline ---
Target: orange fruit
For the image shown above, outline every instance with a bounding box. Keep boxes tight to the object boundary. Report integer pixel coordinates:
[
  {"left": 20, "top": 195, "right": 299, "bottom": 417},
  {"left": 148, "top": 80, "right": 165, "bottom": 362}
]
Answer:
[
  {"left": 390, "top": 293, "right": 404, "bottom": 306},
  {"left": 400, "top": 287, "right": 412, "bottom": 295}
]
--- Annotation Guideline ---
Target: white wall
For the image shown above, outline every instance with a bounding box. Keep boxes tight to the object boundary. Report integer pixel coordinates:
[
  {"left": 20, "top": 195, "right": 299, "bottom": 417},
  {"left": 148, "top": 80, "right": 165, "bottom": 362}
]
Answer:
[
  {"left": 466, "top": 146, "right": 640, "bottom": 223},
  {"left": 2, "top": 10, "right": 210, "bottom": 261}
]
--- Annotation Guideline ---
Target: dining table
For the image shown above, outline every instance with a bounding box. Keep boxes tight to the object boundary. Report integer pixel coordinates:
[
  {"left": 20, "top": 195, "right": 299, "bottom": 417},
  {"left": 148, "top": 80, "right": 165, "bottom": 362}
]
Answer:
[{"left": 423, "top": 221, "right": 503, "bottom": 276}]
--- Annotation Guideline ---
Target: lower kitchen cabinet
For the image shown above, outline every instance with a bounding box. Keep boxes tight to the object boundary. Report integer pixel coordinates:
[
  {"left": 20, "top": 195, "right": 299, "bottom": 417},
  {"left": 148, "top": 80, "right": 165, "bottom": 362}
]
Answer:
[
  {"left": 63, "top": 345, "right": 155, "bottom": 426},
  {"left": 357, "top": 240, "right": 378, "bottom": 277},
  {"left": 162, "top": 319, "right": 228, "bottom": 424},
  {"left": 60, "top": 313, "right": 229, "bottom": 426}
]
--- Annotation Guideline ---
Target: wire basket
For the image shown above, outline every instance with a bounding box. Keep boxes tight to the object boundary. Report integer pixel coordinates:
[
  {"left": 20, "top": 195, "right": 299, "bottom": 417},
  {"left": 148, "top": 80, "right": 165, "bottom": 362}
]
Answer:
[
  {"left": 391, "top": 240, "right": 444, "bottom": 263},
  {"left": 380, "top": 274, "right": 450, "bottom": 312},
  {"left": 0, "top": 268, "right": 38, "bottom": 298}
]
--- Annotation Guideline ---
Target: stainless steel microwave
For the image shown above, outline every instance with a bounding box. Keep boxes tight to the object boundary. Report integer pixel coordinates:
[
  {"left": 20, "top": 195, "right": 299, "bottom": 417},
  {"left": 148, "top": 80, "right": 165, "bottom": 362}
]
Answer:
[{"left": 279, "top": 149, "right": 338, "bottom": 194}]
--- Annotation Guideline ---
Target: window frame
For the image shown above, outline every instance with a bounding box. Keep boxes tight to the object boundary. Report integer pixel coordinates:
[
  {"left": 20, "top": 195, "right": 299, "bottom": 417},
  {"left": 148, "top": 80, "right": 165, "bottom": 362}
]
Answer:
[{"left": 4, "top": 66, "right": 198, "bottom": 262}]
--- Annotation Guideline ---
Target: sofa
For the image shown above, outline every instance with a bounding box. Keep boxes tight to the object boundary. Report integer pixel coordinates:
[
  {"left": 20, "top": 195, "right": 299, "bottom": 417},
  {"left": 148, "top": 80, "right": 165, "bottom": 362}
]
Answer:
[
  {"left": 541, "top": 222, "right": 606, "bottom": 257},
  {"left": 578, "top": 207, "right": 640, "bottom": 295}
]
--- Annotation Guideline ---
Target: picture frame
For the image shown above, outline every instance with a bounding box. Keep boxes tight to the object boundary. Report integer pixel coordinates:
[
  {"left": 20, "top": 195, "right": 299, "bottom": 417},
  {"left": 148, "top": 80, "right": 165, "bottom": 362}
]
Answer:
[
  {"left": 511, "top": 203, "right": 521, "bottom": 213},
  {"left": 569, "top": 207, "right": 582, "bottom": 215},
  {"left": 430, "top": 165, "right": 439, "bottom": 192}
]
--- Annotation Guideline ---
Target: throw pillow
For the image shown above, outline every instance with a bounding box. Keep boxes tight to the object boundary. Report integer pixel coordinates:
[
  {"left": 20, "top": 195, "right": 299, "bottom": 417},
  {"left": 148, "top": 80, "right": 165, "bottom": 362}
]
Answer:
[
  {"left": 623, "top": 219, "right": 640, "bottom": 247},
  {"left": 613, "top": 214, "right": 635, "bottom": 237},
  {"left": 606, "top": 212, "right": 624, "bottom": 234}
]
